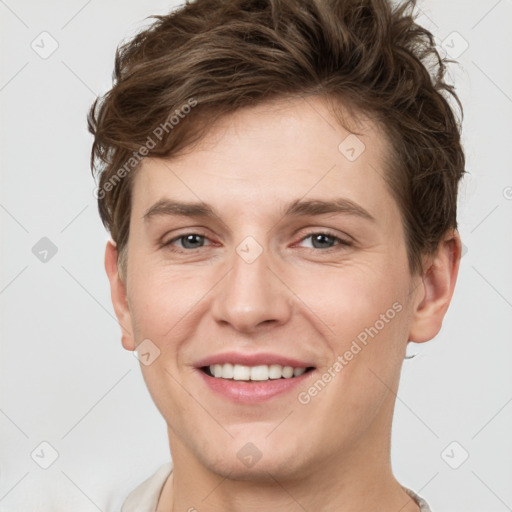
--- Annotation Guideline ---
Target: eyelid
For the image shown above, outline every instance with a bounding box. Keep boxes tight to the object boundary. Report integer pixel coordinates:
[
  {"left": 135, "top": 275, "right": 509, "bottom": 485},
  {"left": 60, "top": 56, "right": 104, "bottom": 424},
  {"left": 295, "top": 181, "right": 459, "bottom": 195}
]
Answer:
[
  {"left": 294, "top": 230, "right": 353, "bottom": 249},
  {"left": 292, "top": 222, "right": 353, "bottom": 240},
  {"left": 161, "top": 230, "right": 212, "bottom": 248}
]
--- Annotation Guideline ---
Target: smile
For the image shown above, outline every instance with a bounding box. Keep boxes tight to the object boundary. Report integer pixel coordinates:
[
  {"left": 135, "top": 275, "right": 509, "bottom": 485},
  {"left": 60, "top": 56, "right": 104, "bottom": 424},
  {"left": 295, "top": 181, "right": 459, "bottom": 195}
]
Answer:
[{"left": 202, "top": 363, "right": 315, "bottom": 381}]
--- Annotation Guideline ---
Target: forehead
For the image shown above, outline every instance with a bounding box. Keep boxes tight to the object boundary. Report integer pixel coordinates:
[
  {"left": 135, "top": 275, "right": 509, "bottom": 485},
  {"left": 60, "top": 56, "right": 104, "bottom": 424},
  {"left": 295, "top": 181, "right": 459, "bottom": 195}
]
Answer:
[{"left": 131, "top": 96, "right": 398, "bottom": 226}]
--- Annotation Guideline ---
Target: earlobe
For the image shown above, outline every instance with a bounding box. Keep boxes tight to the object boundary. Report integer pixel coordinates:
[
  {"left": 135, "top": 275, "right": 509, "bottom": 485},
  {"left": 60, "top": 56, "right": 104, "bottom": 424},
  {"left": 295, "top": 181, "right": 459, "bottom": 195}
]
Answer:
[
  {"left": 408, "top": 229, "right": 462, "bottom": 343},
  {"left": 104, "top": 240, "right": 136, "bottom": 351}
]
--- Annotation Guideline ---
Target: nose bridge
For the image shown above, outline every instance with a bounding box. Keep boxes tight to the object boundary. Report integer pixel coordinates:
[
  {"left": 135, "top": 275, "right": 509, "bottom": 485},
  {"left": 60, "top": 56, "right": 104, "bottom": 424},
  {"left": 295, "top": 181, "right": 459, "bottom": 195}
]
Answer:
[{"left": 211, "top": 235, "right": 291, "bottom": 332}]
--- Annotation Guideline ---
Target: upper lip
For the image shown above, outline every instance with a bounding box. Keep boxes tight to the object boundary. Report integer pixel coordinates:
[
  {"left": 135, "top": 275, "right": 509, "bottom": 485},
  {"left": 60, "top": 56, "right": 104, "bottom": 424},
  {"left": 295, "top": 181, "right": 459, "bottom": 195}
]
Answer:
[{"left": 195, "top": 352, "right": 315, "bottom": 369}]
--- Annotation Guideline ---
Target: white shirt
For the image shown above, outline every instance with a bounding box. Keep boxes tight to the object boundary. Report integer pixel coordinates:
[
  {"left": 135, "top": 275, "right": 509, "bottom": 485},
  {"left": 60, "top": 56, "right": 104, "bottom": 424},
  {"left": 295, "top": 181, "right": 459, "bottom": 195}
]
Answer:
[{"left": 121, "top": 462, "right": 433, "bottom": 511}]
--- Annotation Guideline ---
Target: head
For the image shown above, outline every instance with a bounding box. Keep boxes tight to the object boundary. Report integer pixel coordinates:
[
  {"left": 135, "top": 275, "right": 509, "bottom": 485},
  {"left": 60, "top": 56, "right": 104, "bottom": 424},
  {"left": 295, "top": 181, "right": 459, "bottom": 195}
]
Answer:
[{"left": 89, "top": 0, "right": 464, "bottom": 481}]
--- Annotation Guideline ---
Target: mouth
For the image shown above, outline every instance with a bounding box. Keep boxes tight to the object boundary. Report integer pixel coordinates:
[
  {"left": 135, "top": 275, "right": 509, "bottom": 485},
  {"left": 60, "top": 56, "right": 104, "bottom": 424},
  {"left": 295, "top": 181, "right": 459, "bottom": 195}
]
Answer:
[
  {"left": 200, "top": 363, "right": 316, "bottom": 381},
  {"left": 194, "top": 352, "right": 317, "bottom": 403}
]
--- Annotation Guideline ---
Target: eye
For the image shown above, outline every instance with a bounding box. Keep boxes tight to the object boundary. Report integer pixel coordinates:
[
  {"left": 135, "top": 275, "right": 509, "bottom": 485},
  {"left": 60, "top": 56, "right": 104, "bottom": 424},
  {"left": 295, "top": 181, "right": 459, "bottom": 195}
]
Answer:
[
  {"left": 163, "top": 233, "right": 211, "bottom": 251},
  {"left": 297, "top": 232, "right": 352, "bottom": 250},
  {"left": 161, "top": 231, "right": 352, "bottom": 253}
]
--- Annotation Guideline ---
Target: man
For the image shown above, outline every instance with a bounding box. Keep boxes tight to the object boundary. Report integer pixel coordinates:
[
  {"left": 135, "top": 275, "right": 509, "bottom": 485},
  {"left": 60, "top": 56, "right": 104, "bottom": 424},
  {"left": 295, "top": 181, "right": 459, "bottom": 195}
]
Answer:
[{"left": 88, "top": 0, "right": 464, "bottom": 510}]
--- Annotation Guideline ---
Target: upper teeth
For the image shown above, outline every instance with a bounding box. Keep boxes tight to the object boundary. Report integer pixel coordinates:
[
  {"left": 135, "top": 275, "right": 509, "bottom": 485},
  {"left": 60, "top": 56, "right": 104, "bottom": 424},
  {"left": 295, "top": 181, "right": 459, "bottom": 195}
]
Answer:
[{"left": 209, "top": 363, "right": 307, "bottom": 381}]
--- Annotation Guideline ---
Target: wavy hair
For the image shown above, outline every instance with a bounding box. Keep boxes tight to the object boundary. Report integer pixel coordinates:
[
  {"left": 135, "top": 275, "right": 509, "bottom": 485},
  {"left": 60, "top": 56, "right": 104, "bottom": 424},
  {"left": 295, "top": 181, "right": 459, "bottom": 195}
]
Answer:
[{"left": 88, "top": 0, "right": 465, "bottom": 278}]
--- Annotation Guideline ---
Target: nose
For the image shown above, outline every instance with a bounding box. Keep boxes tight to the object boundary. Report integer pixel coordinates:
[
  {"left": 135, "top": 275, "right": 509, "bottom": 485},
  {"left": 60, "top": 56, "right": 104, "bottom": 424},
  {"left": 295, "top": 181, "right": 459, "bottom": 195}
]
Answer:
[{"left": 210, "top": 240, "right": 293, "bottom": 334}]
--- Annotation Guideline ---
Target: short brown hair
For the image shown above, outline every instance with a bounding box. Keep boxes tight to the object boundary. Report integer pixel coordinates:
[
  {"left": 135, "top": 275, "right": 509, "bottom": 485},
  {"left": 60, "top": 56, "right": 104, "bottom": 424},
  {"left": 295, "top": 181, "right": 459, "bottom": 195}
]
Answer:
[{"left": 88, "top": 0, "right": 465, "bottom": 278}]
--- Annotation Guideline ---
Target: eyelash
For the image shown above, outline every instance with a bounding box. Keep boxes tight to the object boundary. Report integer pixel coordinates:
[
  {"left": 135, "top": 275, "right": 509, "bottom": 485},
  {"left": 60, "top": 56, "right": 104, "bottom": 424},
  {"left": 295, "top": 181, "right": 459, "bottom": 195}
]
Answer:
[{"left": 162, "top": 231, "right": 352, "bottom": 253}]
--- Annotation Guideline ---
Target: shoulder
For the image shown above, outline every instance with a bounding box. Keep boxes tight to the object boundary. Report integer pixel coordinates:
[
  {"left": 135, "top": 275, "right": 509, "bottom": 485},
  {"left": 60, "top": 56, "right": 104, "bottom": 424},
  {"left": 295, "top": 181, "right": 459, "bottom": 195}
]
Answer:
[
  {"left": 121, "top": 462, "right": 173, "bottom": 512},
  {"left": 401, "top": 485, "right": 433, "bottom": 512}
]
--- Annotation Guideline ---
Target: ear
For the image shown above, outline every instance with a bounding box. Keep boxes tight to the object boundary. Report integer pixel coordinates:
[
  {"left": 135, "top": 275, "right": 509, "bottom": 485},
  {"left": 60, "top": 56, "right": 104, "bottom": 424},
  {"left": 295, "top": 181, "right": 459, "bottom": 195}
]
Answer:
[
  {"left": 408, "top": 229, "right": 462, "bottom": 343},
  {"left": 104, "top": 240, "right": 136, "bottom": 351}
]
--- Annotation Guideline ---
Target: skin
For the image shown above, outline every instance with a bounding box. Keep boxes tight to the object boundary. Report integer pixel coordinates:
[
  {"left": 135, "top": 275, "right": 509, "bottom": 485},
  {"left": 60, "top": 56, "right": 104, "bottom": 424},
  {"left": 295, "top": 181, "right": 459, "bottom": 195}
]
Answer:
[{"left": 105, "top": 95, "right": 461, "bottom": 511}]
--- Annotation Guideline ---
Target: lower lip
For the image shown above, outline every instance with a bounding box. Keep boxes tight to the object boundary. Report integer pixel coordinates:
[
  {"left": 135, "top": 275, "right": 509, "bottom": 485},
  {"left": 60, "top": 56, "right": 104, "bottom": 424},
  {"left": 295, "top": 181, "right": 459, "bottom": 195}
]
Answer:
[{"left": 197, "top": 369, "right": 314, "bottom": 404}]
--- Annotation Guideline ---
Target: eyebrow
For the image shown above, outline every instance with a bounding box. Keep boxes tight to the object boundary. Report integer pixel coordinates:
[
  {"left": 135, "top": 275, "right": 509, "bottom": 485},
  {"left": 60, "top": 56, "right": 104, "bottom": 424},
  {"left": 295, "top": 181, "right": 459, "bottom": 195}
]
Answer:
[{"left": 143, "top": 197, "right": 375, "bottom": 223}]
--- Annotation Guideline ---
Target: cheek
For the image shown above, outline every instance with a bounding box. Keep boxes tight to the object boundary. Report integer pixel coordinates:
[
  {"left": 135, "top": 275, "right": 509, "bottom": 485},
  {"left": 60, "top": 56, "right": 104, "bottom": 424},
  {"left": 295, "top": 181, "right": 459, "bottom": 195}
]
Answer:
[
  {"left": 128, "top": 266, "right": 207, "bottom": 341},
  {"left": 293, "top": 263, "right": 412, "bottom": 410},
  {"left": 291, "top": 261, "right": 408, "bottom": 342}
]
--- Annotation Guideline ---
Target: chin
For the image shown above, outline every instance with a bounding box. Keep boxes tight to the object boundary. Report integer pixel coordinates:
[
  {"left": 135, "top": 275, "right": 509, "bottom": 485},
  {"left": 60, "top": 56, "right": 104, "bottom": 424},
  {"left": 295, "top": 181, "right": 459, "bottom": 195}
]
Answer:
[
  {"left": 205, "top": 456, "right": 305, "bottom": 482},
  {"left": 195, "top": 435, "right": 312, "bottom": 482}
]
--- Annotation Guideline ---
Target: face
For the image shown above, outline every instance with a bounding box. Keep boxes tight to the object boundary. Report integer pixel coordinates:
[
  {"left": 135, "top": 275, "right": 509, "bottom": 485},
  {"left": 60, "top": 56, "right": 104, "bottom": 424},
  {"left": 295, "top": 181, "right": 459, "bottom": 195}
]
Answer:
[{"left": 109, "top": 96, "right": 439, "bottom": 480}]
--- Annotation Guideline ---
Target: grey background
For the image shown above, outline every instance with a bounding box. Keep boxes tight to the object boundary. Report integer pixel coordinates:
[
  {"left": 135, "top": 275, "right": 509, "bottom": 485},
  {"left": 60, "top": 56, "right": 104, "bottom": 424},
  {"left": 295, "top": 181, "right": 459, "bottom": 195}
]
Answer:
[{"left": 1, "top": 0, "right": 511, "bottom": 510}]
